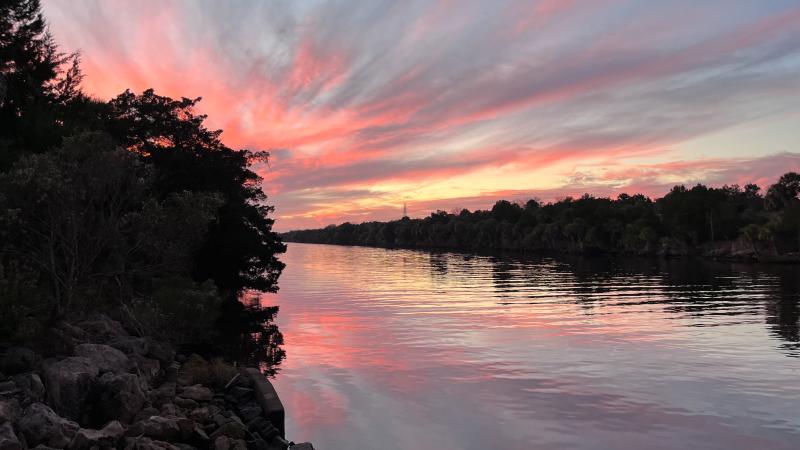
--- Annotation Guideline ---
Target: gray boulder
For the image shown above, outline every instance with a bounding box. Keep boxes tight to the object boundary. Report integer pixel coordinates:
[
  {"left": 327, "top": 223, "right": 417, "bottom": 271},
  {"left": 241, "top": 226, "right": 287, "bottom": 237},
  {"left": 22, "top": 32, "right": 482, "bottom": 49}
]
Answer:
[
  {"left": 42, "top": 357, "right": 99, "bottom": 421},
  {"left": 125, "top": 416, "right": 181, "bottom": 441},
  {"left": 11, "top": 372, "right": 45, "bottom": 403},
  {"left": 74, "top": 344, "right": 131, "bottom": 373},
  {"left": 94, "top": 372, "right": 146, "bottom": 424},
  {"left": 71, "top": 420, "right": 125, "bottom": 449},
  {"left": 77, "top": 315, "right": 128, "bottom": 342},
  {"left": 0, "top": 347, "right": 37, "bottom": 375},
  {"left": 18, "top": 403, "right": 79, "bottom": 448},
  {"left": 108, "top": 336, "right": 149, "bottom": 356},
  {"left": 0, "top": 399, "right": 21, "bottom": 424},
  {"left": 0, "top": 381, "right": 16, "bottom": 396},
  {"left": 0, "top": 421, "right": 21, "bottom": 450},
  {"left": 179, "top": 385, "right": 212, "bottom": 402},
  {"left": 122, "top": 437, "right": 180, "bottom": 450}
]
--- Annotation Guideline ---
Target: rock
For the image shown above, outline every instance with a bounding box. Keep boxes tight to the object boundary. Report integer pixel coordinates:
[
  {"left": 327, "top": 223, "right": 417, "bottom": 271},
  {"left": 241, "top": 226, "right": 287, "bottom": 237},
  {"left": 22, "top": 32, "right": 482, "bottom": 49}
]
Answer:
[
  {"left": 179, "top": 385, "right": 212, "bottom": 402},
  {"left": 209, "top": 420, "right": 246, "bottom": 440},
  {"left": 125, "top": 416, "right": 181, "bottom": 441},
  {"left": 94, "top": 372, "right": 146, "bottom": 424},
  {"left": 74, "top": 343, "right": 131, "bottom": 374},
  {"left": 0, "top": 422, "right": 21, "bottom": 450},
  {"left": 122, "top": 437, "right": 181, "bottom": 450},
  {"left": 212, "top": 436, "right": 231, "bottom": 450},
  {"left": 146, "top": 340, "right": 175, "bottom": 365},
  {"left": 230, "top": 440, "right": 247, "bottom": 450},
  {"left": 174, "top": 417, "right": 195, "bottom": 439},
  {"left": 18, "top": 403, "right": 79, "bottom": 448},
  {"left": 0, "top": 348, "right": 37, "bottom": 375},
  {"left": 133, "top": 407, "right": 159, "bottom": 423},
  {"left": 11, "top": 373, "right": 45, "bottom": 403},
  {"left": 160, "top": 403, "right": 178, "bottom": 417},
  {"left": 191, "top": 424, "right": 209, "bottom": 442},
  {"left": 108, "top": 336, "right": 149, "bottom": 356},
  {"left": 131, "top": 355, "right": 161, "bottom": 382},
  {"left": 150, "top": 382, "right": 176, "bottom": 402},
  {"left": 0, "top": 399, "right": 21, "bottom": 424},
  {"left": 172, "top": 397, "right": 198, "bottom": 410},
  {"left": 49, "top": 323, "right": 88, "bottom": 355},
  {"left": 71, "top": 420, "right": 125, "bottom": 449},
  {"left": 188, "top": 407, "right": 209, "bottom": 424},
  {"left": 77, "top": 315, "right": 128, "bottom": 342},
  {"left": 0, "top": 381, "right": 17, "bottom": 396},
  {"left": 42, "top": 357, "right": 99, "bottom": 421},
  {"left": 290, "top": 444, "right": 315, "bottom": 450}
]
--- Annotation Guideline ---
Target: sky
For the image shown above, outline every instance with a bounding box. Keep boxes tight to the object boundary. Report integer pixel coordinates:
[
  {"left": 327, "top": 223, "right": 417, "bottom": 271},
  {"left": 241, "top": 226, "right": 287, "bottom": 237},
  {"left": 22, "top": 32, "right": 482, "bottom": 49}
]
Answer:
[{"left": 43, "top": 0, "right": 800, "bottom": 231}]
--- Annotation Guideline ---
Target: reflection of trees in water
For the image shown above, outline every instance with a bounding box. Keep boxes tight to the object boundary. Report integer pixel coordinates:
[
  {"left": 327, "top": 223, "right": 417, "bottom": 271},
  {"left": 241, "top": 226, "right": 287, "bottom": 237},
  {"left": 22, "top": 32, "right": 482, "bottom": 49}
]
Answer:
[
  {"left": 483, "top": 251, "right": 800, "bottom": 358},
  {"left": 763, "top": 266, "right": 800, "bottom": 355}
]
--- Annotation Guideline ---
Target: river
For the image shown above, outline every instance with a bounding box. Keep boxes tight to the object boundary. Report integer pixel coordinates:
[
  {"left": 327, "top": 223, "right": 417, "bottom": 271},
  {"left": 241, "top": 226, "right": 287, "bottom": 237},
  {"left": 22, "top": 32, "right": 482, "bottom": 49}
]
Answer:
[{"left": 268, "top": 243, "right": 800, "bottom": 450}]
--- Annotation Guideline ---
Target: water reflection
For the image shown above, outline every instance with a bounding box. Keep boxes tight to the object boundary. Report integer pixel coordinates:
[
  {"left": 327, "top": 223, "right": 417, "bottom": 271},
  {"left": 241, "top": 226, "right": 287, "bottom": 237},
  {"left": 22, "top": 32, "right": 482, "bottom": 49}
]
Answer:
[{"left": 269, "top": 244, "right": 800, "bottom": 450}]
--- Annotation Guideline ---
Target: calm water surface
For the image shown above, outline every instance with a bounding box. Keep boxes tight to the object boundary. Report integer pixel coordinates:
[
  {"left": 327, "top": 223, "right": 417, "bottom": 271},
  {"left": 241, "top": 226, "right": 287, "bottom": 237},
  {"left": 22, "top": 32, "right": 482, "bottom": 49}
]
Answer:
[{"left": 269, "top": 243, "right": 800, "bottom": 450}]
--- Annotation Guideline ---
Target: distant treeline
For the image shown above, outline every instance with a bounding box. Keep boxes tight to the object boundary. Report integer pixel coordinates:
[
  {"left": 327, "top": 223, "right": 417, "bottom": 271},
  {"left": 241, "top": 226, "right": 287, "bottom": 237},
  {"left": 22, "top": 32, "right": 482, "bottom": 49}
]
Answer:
[{"left": 283, "top": 175, "right": 800, "bottom": 258}]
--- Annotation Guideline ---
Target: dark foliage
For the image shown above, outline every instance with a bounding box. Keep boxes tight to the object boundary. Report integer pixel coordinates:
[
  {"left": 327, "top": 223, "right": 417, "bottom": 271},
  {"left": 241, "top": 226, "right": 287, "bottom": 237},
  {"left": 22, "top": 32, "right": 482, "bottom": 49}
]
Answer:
[{"left": 0, "top": 0, "right": 285, "bottom": 370}]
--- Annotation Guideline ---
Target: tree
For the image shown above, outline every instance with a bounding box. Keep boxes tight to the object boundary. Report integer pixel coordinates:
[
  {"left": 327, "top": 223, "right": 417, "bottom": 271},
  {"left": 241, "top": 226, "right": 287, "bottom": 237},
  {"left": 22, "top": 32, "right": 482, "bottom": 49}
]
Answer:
[
  {"left": 103, "top": 89, "right": 286, "bottom": 295},
  {"left": 766, "top": 172, "right": 800, "bottom": 210},
  {"left": 0, "top": 0, "right": 83, "bottom": 168}
]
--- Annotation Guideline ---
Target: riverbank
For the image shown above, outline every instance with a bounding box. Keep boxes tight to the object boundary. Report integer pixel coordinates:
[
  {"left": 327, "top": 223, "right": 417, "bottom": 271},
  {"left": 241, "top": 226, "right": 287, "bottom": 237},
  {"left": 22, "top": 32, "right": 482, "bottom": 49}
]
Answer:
[
  {"left": 0, "top": 314, "right": 314, "bottom": 450},
  {"left": 282, "top": 237, "right": 800, "bottom": 264}
]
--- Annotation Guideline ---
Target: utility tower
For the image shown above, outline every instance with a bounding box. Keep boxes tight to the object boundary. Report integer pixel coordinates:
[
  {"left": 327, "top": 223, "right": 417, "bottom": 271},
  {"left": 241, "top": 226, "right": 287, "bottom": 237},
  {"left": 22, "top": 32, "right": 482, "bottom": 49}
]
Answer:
[{"left": 402, "top": 202, "right": 408, "bottom": 219}]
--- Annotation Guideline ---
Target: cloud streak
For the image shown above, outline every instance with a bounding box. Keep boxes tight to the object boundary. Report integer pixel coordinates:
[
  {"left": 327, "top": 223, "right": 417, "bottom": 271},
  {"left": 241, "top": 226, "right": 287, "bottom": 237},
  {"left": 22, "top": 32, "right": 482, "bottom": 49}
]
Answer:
[{"left": 43, "top": 0, "right": 800, "bottom": 230}]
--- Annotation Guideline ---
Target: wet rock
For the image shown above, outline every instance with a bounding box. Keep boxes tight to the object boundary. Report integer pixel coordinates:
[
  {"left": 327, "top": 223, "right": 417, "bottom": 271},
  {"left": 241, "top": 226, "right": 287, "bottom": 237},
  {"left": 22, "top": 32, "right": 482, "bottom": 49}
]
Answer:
[
  {"left": 179, "top": 385, "right": 212, "bottom": 402},
  {"left": 94, "top": 372, "right": 146, "bottom": 424},
  {"left": 122, "top": 437, "right": 181, "bottom": 450},
  {"left": 71, "top": 420, "right": 125, "bottom": 449},
  {"left": 125, "top": 416, "right": 181, "bottom": 441},
  {"left": 42, "top": 357, "right": 99, "bottom": 421},
  {"left": 11, "top": 373, "right": 45, "bottom": 403},
  {"left": 0, "top": 422, "right": 21, "bottom": 450},
  {"left": 0, "top": 399, "right": 21, "bottom": 424},
  {"left": 74, "top": 344, "right": 131, "bottom": 374},
  {"left": 18, "top": 403, "right": 79, "bottom": 448},
  {"left": 0, "top": 348, "right": 37, "bottom": 375},
  {"left": 77, "top": 315, "right": 128, "bottom": 342}
]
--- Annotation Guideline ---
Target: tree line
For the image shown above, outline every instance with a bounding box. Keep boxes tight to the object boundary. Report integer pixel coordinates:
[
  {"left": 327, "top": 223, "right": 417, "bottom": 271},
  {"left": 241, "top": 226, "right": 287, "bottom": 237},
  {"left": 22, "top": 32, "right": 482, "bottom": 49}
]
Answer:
[
  {"left": 0, "top": 0, "right": 285, "bottom": 367},
  {"left": 283, "top": 174, "right": 800, "bottom": 259}
]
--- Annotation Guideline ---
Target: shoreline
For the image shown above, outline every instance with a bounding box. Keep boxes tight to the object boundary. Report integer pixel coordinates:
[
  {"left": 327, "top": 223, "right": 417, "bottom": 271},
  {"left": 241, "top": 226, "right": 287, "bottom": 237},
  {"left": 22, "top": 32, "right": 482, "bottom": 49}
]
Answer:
[
  {"left": 282, "top": 239, "right": 800, "bottom": 265},
  {"left": 0, "top": 314, "right": 314, "bottom": 450}
]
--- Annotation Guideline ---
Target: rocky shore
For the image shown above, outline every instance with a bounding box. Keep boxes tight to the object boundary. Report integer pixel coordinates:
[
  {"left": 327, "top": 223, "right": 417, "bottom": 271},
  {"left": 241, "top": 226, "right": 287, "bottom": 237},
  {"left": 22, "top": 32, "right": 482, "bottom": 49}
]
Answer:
[{"left": 0, "top": 315, "right": 313, "bottom": 450}]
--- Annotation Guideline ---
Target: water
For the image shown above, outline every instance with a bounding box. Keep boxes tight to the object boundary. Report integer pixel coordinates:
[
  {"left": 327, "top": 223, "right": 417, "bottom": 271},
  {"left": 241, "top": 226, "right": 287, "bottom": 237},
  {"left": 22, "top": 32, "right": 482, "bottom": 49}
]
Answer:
[{"left": 268, "top": 243, "right": 800, "bottom": 450}]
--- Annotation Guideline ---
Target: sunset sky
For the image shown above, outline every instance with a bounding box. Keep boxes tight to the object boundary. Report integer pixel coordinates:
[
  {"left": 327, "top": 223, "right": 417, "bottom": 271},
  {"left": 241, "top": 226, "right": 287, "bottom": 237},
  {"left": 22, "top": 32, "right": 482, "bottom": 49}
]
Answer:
[{"left": 43, "top": 0, "right": 800, "bottom": 231}]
